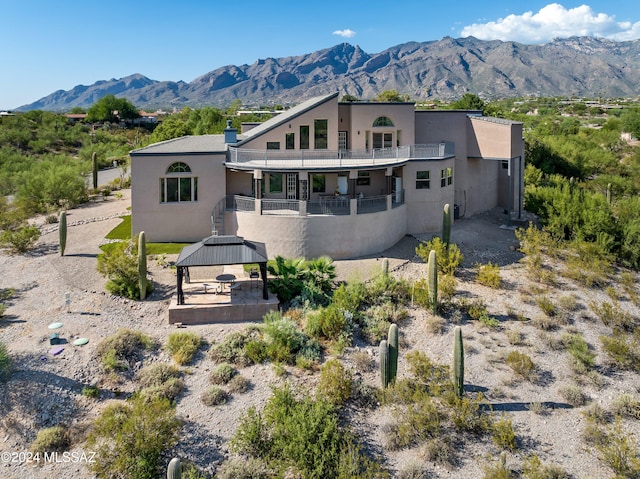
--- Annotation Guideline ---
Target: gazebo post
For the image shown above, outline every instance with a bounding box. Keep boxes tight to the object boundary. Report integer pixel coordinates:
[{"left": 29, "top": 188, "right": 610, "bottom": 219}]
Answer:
[
  {"left": 259, "top": 262, "right": 269, "bottom": 300},
  {"left": 177, "top": 267, "right": 184, "bottom": 305}
]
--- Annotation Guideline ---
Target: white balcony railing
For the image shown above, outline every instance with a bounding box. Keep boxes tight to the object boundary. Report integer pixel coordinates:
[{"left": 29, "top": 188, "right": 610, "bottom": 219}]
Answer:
[{"left": 227, "top": 143, "right": 453, "bottom": 169}]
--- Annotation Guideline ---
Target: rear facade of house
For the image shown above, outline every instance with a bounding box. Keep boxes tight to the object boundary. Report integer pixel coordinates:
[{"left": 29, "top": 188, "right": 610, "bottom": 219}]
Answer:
[{"left": 130, "top": 92, "right": 524, "bottom": 259}]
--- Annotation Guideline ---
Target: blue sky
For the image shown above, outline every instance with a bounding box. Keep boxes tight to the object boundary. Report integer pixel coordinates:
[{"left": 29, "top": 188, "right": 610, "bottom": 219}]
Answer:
[{"left": 1, "top": 1, "right": 639, "bottom": 110}]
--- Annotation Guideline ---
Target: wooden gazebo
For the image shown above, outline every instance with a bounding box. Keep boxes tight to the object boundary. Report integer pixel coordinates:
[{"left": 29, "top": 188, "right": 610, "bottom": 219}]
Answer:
[{"left": 175, "top": 235, "right": 269, "bottom": 305}]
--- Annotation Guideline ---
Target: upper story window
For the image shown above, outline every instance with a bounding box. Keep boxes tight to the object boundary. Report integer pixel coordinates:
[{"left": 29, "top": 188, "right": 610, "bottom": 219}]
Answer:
[
  {"left": 300, "top": 125, "right": 309, "bottom": 149},
  {"left": 373, "top": 116, "right": 394, "bottom": 127},
  {"left": 286, "top": 133, "right": 295, "bottom": 150},
  {"left": 440, "top": 167, "right": 453, "bottom": 187},
  {"left": 161, "top": 162, "right": 197, "bottom": 203},
  {"left": 314, "top": 119, "right": 328, "bottom": 149},
  {"left": 267, "top": 142, "right": 280, "bottom": 150},
  {"left": 416, "top": 170, "right": 430, "bottom": 189}
]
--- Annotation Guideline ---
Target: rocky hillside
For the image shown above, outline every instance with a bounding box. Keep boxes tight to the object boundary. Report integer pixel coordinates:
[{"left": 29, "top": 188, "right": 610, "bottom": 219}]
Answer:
[{"left": 18, "top": 36, "right": 640, "bottom": 111}]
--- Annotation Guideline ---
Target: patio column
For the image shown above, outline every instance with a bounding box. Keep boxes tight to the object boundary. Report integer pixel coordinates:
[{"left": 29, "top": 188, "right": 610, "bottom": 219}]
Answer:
[
  {"left": 177, "top": 267, "right": 184, "bottom": 305},
  {"left": 259, "top": 262, "right": 269, "bottom": 300},
  {"left": 348, "top": 170, "right": 358, "bottom": 199},
  {"left": 253, "top": 169, "right": 263, "bottom": 199},
  {"left": 385, "top": 167, "right": 393, "bottom": 195}
]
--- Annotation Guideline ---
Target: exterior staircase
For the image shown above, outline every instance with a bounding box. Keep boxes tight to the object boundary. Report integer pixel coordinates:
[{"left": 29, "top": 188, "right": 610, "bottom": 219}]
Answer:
[{"left": 211, "top": 197, "right": 226, "bottom": 236}]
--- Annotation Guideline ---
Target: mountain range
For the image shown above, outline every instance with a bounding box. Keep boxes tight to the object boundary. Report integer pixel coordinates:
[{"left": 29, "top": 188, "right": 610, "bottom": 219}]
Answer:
[{"left": 18, "top": 35, "right": 640, "bottom": 112}]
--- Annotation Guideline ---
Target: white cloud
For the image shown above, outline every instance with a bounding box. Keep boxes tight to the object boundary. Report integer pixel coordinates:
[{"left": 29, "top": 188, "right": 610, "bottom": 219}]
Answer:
[
  {"left": 333, "top": 29, "right": 356, "bottom": 39},
  {"left": 460, "top": 3, "right": 640, "bottom": 44}
]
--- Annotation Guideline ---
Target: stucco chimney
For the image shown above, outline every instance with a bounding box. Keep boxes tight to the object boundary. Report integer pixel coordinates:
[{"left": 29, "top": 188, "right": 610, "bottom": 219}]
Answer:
[{"left": 224, "top": 120, "right": 237, "bottom": 145}]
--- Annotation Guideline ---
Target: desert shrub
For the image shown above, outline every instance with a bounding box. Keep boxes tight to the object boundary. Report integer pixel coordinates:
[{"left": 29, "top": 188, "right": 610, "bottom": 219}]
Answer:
[
  {"left": 351, "top": 349, "right": 373, "bottom": 372},
  {"left": 612, "top": 394, "right": 640, "bottom": 420},
  {"left": 563, "top": 333, "right": 596, "bottom": 372},
  {"left": 365, "top": 273, "right": 411, "bottom": 306},
  {"left": 600, "top": 333, "right": 639, "bottom": 371},
  {"left": 262, "top": 311, "right": 319, "bottom": 365},
  {"left": 227, "top": 374, "right": 251, "bottom": 394},
  {"left": 559, "top": 385, "right": 589, "bottom": 407},
  {"left": 397, "top": 461, "right": 428, "bottom": 479},
  {"left": 231, "top": 384, "right": 386, "bottom": 478},
  {"left": 505, "top": 351, "right": 536, "bottom": 381},
  {"left": 416, "top": 236, "right": 463, "bottom": 276},
  {"left": 557, "top": 294, "right": 579, "bottom": 312},
  {"left": 476, "top": 262, "right": 501, "bottom": 288},
  {"left": 464, "top": 298, "right": 488, "bottom": 321},
  {"left": 95, "top": 329, "right": 156, "bottom": 372},
  {"left": 209, "top": 327, "right": 263, "bottom": 366},
  {"left": 589, "top": 300, "right": 637, "bottom": 332},
  {"left": 385, "top": 397, "right": 443, "bottom": 450},
  {"left": 209, "top": 363, "right": 238, "bottom": 385},
  {"left": 82, "top": 385, "right": 100, "bottom": 398},
  {"left": 506, "top": 329, "right": 525, "bottom": 345},
  {"left": 492, "top": 415, "right": 517, "bottom": 451},
  {"left": 521, "top": 454, "right": 570, "bottom": 479},
  {"left": 482, "top": 453, "right": 513, "bottom": 479},
  {"left": 31, "top": 426, "right": 70, "bottom": 454},
  {"left": 532, "top": 315, "right": 560, "bottom": 332},
  {"left": 97, "top": 240, "right": 153, "bottom": 299},
  {"left": 421, "top": 437, "right": 456, "bottom": 469},
  {"left": 426, "top": 315, "right": 446, "bottom": 334},
  {"left": 305, "top": 304, "right": 347, "bottom": 341},
  {"left": 360, "top": 302, "right": 407, "bottom": 343},
  {"left": 87, "top": 396, "right": 180, "bottom": 479},
  {"left": 166, "top": 331, "right": 201, "bottom": 365},
  {"left": 136, "top": 363, "right": 184, "bottom": 403},
  {"left": 0, "top": 223, "right": 40, "bottom": 253},
  {"left": 591, "top": 419, "right": 640, "bottom": 478},
  {"left": 318, "top": 359, "right": 352, "bottom": 406},
  {"left": 332, "top": 281, "right": 366, "bottom": 314},
  {"left": 439, "top": 274, "right": 457, "bottom": 303},
  {"left": 411, "top": 278, "right": 430, "bottom": 309},
  {"left": 0, "top": 341, "right": 11, "bottom": 381},
  {"left": 535, "top": 296, "right": 556, "bottom": 316},
  {"left": 201, "top": 385, "right": 229, "bottom": 406},
  {"left": 449, "top": 394, "right": 493, "bottom": 435}
]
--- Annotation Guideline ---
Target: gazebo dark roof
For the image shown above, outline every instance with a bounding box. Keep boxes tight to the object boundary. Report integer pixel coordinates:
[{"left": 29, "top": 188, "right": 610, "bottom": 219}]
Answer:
[
  {"left": 176, "top": 235, "right": 268, "bottom": 267},
  {"left": 175, "top": 235, "right": 269, "bottom": 305}
]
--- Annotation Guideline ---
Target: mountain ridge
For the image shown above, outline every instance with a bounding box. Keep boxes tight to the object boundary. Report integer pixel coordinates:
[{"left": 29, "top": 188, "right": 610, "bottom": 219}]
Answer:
[{"left": 17, "top": 36, "right": 640, "bottom": 112}]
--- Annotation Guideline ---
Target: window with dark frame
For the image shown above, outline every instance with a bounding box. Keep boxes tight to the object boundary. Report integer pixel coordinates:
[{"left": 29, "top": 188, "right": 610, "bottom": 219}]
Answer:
[
  {"left": 300, "top": 125, "right": 309, "bottom": 149},
  {"left": 314, "top": 119, "right": 328, "bottom": 149},
  {"left": 267, "top": 142, "right": 280, "bottom": 150},
  {"left": 269, "top": 174, "right": 283, "bottom": 193},
  {"left": 416, "top": 170, "right": 430, "bottom": 189},
  {"left": 357, "top": 171, "right": 370, "bottom": 185},
  {"left": 312, "top": 174, "right": 325, "bottom": 193},
  {"left": 285, "top": 133, "right": 295, "bottom": 150},
  {"left": 440, "top": 167, "right": 453, "bottom": 187},
  {"left": 160, "top": 162, "right": 197, "bottom": 203}
]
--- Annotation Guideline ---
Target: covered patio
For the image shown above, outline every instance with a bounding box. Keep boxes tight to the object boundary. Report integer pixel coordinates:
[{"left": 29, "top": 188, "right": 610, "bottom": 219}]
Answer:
[{"left": 169, "top": 235, "right": 279, "bottom": 325}]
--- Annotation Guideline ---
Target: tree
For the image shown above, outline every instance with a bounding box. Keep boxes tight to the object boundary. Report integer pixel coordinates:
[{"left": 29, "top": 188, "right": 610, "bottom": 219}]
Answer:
[
  {"left": 375, "top": 90, "right": 410, "bottom": 102},
  {"left": 450, "top": 93, "right": 486, "bottom": 112},
  {"left": 341, "top": 94, "right": 359, "bottom": 102},
  {"left": 86, "top": 95, "right": 140, "bottom": 123}
]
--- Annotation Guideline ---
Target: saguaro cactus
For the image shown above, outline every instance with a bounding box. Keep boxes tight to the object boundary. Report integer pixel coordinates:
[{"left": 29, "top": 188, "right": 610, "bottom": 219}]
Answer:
[
  {"left": 606, "top": 182, "right": 612, "bottom": 205},
  {"left": 427, "top": 249, "right": 438, "bottom": 314},
  {"left": 453, "top": 326, "right": 464, "bottom": 398},
  {"left": 92, "top": 152, "right": 98, "bottom": 190},
  {"left": 167, "top": 457, "right": 181, "bottom": 479},
  {"left": 442, "top": 203, "right": 451, "bottom": 249},
  {"left": 382, "top": 258, "right": 389, "bottom": 278},
  {"left": 138, "top": 231, "right": 147, "bottom": 300},
  {"left": 387, "top": 323, "right": 398, "bottom": 385},
  {"left": 379, "top": 339, "right": 389, "bottom": 388},
  {"left": 59, "top": 211, "right": 67, "bottom": 256}
]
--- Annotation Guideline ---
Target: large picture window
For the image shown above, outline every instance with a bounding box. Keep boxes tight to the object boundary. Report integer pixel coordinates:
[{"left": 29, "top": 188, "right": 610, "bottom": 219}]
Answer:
[
  {"left": 314, "top": 119, "right": 328, "bottom": 149},
  {"left": 160, "top": 162, "right": 197, "bottom": 203}
]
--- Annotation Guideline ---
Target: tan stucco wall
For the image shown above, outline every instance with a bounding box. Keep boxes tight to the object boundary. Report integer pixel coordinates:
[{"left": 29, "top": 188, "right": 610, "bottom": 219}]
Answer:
[
  {"left": 339, "top": 103, "right": 416, "bottom": 150},
  {"left": 131, "top": 153, "right": 227, "bottom": 242},
  {"left": 226, "top": 205, "right": 408, "bottom": 260}
]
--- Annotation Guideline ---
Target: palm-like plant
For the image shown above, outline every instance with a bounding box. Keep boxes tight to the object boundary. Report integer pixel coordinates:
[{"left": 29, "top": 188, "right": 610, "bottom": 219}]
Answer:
[
  {"left": 267, "top": 256, "right": 305, "bottom": 303},
  {"left": 302, "top": 256, "right": 336, "bottom": 295}
]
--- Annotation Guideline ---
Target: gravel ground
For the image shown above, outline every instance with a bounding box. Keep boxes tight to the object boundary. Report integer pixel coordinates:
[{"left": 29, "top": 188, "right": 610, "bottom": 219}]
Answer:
[{"left": 1, "top": 190, "right": 639, "bottom": 478}]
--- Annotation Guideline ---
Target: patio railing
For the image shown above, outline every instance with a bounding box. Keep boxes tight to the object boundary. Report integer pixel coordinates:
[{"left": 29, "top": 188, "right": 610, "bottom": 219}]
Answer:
[
  {"left": 261, "top": 199, "right": 300, "bottom": 215},
  {"left": 357, "top": 195, "right": 387, "bottom": 214}
]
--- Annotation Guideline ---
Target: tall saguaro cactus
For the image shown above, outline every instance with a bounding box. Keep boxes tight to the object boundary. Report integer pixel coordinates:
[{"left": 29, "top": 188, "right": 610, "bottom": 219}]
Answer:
[
  {"left": 138, "top": 231, "right": 147, "bottom": 300},
  {"left": 167, "top": 457, "right": 181, "bottom": 479},
  {"left": 427, "top": 249, "right": 438, "bottom": 314},
  {"left": 387, "top": 323, "right": 398, "bottom": 385},
  {"left": 379, "top": 339, "right": 389, "bottom": 388},
  {"left": 59, "top": 211, "right": 67, "bottom": 256},
  {"left": 453, "top": 326, "right": 464, "bottom": 398},
  {"left": 382, "top": 258, "right": 389, "bottom": 278},
  {"left": 442, "top": 203, "right": 451, "bottom": 250},
  {"left": 92, "top": 152, "right": 98, "bottom": 190}
]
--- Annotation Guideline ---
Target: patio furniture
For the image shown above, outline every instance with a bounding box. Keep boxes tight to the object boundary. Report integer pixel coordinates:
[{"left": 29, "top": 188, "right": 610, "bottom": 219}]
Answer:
[
  {"left": 215, "top": 274, "right": 237, "bottom": 294},
  {"left": 249, "top": 268, "right": 260, "bottom": 288}
]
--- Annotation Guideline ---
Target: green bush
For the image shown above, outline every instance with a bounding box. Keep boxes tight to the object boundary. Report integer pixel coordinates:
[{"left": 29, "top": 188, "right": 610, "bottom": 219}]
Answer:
[
  {"left": 563, "top": 333, "right": 596, "bottom": 372},
  {"left": 216, "top": 457, "right": 272, "bottom": 479},
  {"left": 201, "top": 385, "right": 229, "bottom": 406},
  {"left": 559, "top": 385, "right": 589, "bottom": 407},
  {"left": 166, "top": 331, "right": 201, "bottom": 365},
  {"left": 535, "top": 296, "right": 556, "bottom": 316},
  {"left": 97, "top": 240, "right": 153, "bottom": 300},
  {"left": 476, "top": 262, "right": 501, "bottom": 288},
  {"left": 521, "top": 454, "right": 569, "bottom": 479},
  {"left": 95, "top": 329, "right": 156, "bottom": 372},
  {"left": 87, "top": 396, "right": 180, "bottom": 479},
  {"left": 306, "top": 305, "right": 347, "bottom": 341},
  {"left": 31, "top": 426, "right": 69, "bottom": 454},
  {"left": 231, "top": 385, "right": 386, "bottom": 478},
  {"left": 227, "top": 375, "right": 251, "bottom": 394},
  {"left": 136, "top": 363, "right": 184, "bottom": 403},
  {"left": 82, "top": 385, "right": 100, "bottom": 398},
  {"left": 318, "top": 359, "right": 352, "bottom": 406},
  {"left": 0, "top": 341, "right": 11, "bottom": 381},
  {"left": 492, "top": 415, "right": 517, "bottom": 451},
  {"left": 0, "top": 223, "right": 40, "bottom": 253},
  {"left": 209, "top": 327, "right": 263, "bottom": 366},
  {"left": 592, "top": 419, "right": 640, "bottom": 478},
  {"left": 505, "top": 351, "right": 536, "bottom": 381},
  {"left": 600, "top": 333, "right": 639, "bottom": 372},
  {"left": 209, "top": 363, "right": 238, "bottom": 385},
  {"left": 612, "top": 394, "right": 640, "bottom": 420},
  {"left": 416, "top": 236, "right": 463, "bottom": 276}
]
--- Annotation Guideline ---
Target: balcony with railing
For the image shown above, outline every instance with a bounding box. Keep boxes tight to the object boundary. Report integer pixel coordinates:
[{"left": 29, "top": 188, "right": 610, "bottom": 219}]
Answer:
[{"left": 226, "top": 143, "right": 454, "bottom": 170}]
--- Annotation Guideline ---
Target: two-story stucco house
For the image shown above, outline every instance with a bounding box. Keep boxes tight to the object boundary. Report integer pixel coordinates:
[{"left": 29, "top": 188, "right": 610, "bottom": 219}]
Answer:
[{"left": 130, "top": 92, "right": 524, "bottom": 260}]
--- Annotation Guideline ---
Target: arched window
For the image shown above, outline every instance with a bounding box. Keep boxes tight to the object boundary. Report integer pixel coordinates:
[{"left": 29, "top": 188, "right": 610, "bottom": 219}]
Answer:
[
  {"left": 166, "top": 162, "right": 191, "bottom": 173},
  {"left": 160, "top": 162, "right": 197, "bottom": 203},
  {"left": 372, "top": 116, "right": 394, "bottom": 127}
]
